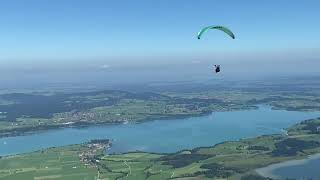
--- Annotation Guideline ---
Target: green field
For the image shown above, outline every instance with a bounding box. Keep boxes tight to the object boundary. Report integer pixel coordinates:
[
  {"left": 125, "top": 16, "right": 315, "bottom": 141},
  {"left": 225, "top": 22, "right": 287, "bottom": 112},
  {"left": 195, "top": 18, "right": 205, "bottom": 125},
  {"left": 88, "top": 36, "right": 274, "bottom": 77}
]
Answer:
[
  {"left": 0, "top": 145, "right": 98, "bottom": 180},
  {"left": 1, "top": 79, "right": 320, "bottom": 179},
  {"left": 1, "top": 118, "right": 320, "bottom": 180},
  {"left": 1, "top": 82, "right": 320, "bottom": 138},
  {"left": 0, "top": 89, "right": 255, "bottom": 138}
]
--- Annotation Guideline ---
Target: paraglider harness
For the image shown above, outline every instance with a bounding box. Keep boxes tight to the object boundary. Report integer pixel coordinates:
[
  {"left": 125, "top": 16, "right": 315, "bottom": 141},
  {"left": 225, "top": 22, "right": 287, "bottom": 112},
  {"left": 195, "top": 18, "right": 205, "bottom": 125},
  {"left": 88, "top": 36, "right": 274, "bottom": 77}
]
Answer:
[{"left": 214, "top": 65, "right": 220, "bottom": 73}]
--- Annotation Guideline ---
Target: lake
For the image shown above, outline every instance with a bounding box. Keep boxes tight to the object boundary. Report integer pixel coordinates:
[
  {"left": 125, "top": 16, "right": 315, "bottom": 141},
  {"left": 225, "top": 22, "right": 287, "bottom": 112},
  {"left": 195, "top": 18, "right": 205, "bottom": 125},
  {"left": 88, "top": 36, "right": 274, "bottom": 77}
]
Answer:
[
  {"left": 256, "top": 154, "right": 320, "bottom": 180},
  {"left": 1, "top": 106, "right": 320, "bottom": 156}
]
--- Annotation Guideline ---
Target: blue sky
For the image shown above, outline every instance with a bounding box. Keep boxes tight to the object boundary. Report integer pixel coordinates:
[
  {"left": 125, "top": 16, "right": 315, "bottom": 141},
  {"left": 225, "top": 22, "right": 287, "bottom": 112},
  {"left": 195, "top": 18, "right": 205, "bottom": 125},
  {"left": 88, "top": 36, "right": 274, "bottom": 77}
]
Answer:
[{"left": 0, "top": 0, "right": 319, "bottom": 69}]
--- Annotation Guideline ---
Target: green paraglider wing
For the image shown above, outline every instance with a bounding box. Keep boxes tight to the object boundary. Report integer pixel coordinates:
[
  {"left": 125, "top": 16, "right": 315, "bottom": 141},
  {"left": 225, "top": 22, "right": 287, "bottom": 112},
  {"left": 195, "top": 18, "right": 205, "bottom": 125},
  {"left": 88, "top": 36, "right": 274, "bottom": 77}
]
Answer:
[{"left": 197, "top": 26, "right": 235, "bottom": 39}]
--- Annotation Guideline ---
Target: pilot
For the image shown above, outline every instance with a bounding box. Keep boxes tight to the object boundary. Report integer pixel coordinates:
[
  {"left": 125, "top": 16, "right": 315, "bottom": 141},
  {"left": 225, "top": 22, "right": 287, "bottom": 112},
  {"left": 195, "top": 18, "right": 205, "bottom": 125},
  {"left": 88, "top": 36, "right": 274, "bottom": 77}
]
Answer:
[{"left": 214, "top": 65, "right": 220, "bottom": 73}]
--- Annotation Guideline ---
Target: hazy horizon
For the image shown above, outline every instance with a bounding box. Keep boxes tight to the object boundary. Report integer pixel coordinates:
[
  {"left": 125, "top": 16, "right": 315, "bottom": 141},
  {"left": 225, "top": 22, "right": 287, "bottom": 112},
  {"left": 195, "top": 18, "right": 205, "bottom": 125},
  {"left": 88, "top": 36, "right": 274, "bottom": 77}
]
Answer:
[{"left": 1, "top": 0, "right": 319, "bottom": 89}]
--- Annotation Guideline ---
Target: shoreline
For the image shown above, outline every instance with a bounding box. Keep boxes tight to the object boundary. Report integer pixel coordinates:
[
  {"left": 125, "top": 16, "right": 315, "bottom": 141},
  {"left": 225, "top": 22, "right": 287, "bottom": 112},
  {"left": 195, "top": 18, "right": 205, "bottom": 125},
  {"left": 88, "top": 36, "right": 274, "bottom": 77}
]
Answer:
[
  {"left": 2, "top": 102, "right": 317, "bottom": 140},
  {"left": 1, "top": 105, "right": 319, "bottom": 158},
  {"left": 0, "top": 112, "right": 211, "bottom": 139},
  {"left": 0, "top": 105, "right": 257, "bottom": 139},
  {"left": 2, "top": 115, "right": 320, "bottom": 179},
  {"left": 256, "top": 153, "right": 320, "bottom": 179}
]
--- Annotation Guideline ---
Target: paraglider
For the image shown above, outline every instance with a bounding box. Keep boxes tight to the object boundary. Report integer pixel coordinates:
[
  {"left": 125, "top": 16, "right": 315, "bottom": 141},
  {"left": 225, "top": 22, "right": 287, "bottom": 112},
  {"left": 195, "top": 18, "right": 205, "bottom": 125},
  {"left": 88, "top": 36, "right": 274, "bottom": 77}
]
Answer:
[
  {"left": 197, "top": 26, "right": 235, "bottom": 40},
  {"left": 197, "top": 25, "right": 235, "bottom": 74}
]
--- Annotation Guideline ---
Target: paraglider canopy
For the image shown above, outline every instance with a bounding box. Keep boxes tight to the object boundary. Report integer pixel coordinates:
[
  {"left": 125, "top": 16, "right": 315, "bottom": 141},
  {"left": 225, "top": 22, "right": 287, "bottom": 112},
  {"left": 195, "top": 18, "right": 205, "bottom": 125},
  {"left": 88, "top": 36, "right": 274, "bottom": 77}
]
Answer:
[{"left": 197, "top": 26, "right": 235, "bottom": 40}]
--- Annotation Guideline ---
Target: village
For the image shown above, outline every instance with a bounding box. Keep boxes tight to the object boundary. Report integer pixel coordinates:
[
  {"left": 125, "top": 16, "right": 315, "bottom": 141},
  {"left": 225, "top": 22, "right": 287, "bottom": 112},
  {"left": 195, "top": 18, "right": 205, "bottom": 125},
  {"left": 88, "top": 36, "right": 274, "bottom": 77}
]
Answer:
[{"left": 79, "top": 139, "right": 111, "bottom": 168}]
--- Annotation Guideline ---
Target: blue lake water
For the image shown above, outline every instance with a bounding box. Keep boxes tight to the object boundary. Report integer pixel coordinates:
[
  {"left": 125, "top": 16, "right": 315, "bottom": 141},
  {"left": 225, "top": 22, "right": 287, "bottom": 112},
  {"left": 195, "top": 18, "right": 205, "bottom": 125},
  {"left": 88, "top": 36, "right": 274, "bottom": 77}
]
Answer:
[
  {"left": 273, "top": 157, "right": 320, "bottom": 180},
  {"left": 257, "top": 154, "right": 320, "bottom": 180},
  {"left": 1, "top": 106, "right": 320, "bottom": 156}
]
